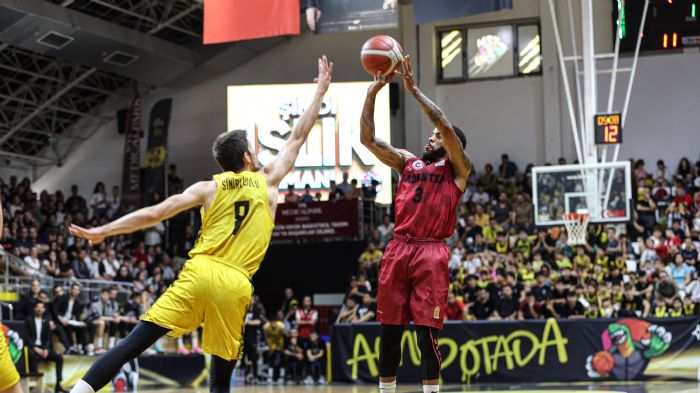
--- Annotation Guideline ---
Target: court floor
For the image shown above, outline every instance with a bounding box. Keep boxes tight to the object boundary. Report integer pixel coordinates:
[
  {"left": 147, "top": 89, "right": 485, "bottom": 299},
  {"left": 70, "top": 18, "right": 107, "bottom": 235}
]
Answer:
[{"left": 157, "top": 381, "right": 700, "bottom": 393}]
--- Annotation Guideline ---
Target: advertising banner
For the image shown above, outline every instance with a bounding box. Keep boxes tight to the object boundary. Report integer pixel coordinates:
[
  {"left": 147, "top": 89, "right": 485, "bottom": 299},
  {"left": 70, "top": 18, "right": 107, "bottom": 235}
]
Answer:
[
  {"left": 332, "top": 317, "right": 700, "bottom": 383},
  {"left": 272, "top": 199, "right": 358, "bottom": 240},
  {"left": 227, "top": 82, "right": 392, "bottom": 204}
]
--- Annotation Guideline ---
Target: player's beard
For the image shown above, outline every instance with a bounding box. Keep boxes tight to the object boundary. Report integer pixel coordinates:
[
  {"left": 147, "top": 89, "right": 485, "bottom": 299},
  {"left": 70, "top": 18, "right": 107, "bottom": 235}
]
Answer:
[{"left": 422, "top": 146, "right": 446, "bottom": 163}]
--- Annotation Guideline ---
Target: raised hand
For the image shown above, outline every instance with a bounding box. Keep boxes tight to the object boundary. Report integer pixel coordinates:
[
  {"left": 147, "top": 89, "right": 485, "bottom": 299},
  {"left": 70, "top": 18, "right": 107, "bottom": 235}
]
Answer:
[
  {"left": 367, "top": 69, "right": 395, "bottom": 96},
  {"left": 395, "top": 55, "right": 418, "bottom": 92},
  {"left": 69, "top": 224, "right": 106, "bottom": 246},
  {"left": 314, "top": 55, "right": 333, "bottom": 94}
]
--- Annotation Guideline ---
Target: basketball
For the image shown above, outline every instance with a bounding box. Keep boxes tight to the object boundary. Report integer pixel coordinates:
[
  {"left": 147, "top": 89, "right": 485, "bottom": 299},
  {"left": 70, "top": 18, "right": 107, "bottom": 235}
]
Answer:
[
  {"left": 592, "top": 351, "right": 615, "bottom": 375},
  {"left": 360, "top": 35, "right": 404, "bottom": 77}
]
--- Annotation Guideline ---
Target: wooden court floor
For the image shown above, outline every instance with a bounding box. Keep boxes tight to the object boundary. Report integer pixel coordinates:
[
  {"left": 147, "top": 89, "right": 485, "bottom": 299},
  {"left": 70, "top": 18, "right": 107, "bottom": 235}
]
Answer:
[{"left": 154, "top": 381, "right": 700, "bottom": 393}]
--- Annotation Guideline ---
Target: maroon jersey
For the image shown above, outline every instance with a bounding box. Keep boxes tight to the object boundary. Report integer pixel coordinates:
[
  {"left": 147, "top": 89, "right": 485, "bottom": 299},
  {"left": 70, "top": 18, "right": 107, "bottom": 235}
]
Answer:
[{"left": 393, "top": 157, "right": 463, "bottom": 239}]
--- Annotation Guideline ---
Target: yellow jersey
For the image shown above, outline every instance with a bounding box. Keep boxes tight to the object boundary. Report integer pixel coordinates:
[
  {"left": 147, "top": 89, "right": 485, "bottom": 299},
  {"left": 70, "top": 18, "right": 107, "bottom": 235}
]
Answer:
[{"left": 189, "top": 171, "right": 274, "bottom": 278}]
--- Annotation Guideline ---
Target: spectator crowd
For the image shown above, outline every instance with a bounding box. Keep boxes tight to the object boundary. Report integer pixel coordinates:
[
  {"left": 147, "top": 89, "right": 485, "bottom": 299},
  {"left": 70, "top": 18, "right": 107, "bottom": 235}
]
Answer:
[
  {"left": 3, "top": 153, "right": 700, "bottom": 385},
  {"left": 343, "top": 154, "right": 700, "bottom": 322}
]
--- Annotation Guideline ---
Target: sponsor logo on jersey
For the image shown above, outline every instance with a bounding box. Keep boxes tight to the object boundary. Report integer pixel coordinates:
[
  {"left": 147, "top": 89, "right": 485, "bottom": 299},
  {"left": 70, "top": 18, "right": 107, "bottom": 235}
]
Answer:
[{"left": 412, "top": 160, "right": 425, "bottom": 171}]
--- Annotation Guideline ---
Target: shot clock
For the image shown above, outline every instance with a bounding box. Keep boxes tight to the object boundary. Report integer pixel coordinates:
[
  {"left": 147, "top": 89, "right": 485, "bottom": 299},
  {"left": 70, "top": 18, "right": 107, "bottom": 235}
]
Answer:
[{"left": 594, "top": 113, "right": 622, "bottom": 145}]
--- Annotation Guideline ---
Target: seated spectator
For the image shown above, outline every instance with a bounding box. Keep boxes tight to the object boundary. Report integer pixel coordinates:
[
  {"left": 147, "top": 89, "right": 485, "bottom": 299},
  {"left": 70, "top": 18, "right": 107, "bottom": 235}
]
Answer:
[
  {"left": 86, "top": 288, "right": 119, "bottom": 355},
  {"left": 493, "top": 285, "right": 519, "bottom": 320},
  {"left": 558, "top": 292, "right": 586, "bottom": 319},
  {"left": 337, "top": 297, "right": 359, "bottom": 323},
  {"left": 444, "top": 292, "right": 465, "bottom": 320},
  {"left": 519, "top": 292, "right": 541, "bottom": 319},
  {"left": 284, "top": 336, "right": 304, "bottom": 385},
  {"left": 327, "top": 180, "right": 344, "bottom": 201},
  {"left": 25, "top": 301, "right": 66, "bottom": 393},
  {"left": 305, "top": 331, "right": 326, "bottom": 384},
  {"left": 353, "top": 293, "right": 376, "bottom": 323},
  {"left": 470, "top": 288, "right": 494, "bottom": 320}
]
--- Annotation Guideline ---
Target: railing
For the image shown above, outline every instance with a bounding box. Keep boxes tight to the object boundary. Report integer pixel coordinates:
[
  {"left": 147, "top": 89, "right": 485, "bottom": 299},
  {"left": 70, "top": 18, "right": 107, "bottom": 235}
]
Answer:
[{"left": 1, "top": 252, "right": 134, "bottom": 318}]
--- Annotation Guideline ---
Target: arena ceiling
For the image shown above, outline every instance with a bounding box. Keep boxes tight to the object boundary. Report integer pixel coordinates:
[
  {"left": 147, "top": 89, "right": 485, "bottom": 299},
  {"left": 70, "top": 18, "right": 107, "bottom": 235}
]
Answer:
[{"left": 0, "top": 0, "right": 283, "bottom": 168}]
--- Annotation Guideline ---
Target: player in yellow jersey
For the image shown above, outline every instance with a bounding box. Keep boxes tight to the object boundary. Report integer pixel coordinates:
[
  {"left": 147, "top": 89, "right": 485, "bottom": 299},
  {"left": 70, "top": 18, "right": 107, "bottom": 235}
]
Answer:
[
  {"left": 68, "top": 56, "right": 333, "bottom": 393},
  {"left": 1, "top": 200, "right": 23, "bottom": 393}
]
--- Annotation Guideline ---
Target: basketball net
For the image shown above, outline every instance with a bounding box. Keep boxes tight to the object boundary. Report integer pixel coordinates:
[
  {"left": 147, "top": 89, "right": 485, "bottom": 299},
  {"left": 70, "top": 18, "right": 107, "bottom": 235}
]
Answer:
[{"left": 563, "top": 212, "right": 590, "bottom": 246}]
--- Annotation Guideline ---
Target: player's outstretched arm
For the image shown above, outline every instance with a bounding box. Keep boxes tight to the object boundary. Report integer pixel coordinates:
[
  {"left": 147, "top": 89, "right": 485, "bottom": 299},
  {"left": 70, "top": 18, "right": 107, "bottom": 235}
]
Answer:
[
  {"left": 396, "top": 56, "right": 472, "bottom": 182},
  {"left": 360, "top": 72, "right": 414, "bottom": 173},
  {"left": 264, "top": 56, "right": 333, "bottom": 188},
  {"left": 69, "top": 181, "right": 214, "bottom": 245}
]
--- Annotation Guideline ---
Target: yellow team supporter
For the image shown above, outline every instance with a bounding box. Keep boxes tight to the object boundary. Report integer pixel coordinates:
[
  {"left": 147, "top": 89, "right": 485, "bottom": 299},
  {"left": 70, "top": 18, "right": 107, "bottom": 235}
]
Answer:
[
  {"left": 0, "top": 323, "right": 20, "bottom": 391},
  {"left": 143, "top": 171, "right": 274, "bottom": 361}
]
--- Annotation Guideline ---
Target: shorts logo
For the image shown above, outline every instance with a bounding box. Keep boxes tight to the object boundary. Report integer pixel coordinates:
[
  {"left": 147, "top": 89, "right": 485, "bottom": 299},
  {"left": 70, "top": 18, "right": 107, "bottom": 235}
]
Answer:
[
  {"left": 433, "top": 306, "right": 440, "bottom": 319},
  {"left": 412, "top": 160, "right": 425, "bottom": 171}
]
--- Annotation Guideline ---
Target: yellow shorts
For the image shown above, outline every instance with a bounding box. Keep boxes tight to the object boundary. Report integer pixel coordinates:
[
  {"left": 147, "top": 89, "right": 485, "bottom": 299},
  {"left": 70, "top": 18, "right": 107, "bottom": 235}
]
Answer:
[
  {"left": 142, "top": 255, "right": 252, "bottom": 361},
  {"left": 0, "top": 325, "right": 20, "bottom": 391}
]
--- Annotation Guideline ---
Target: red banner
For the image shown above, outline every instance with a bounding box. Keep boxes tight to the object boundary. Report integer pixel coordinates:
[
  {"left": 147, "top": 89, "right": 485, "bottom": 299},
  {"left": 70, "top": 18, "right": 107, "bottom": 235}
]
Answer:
[
  {"left": 203, "top": 0, "right": 300, "bottom": 44},
  {"left": 273, "top": 199, "right": 358, "bottom": 240}
]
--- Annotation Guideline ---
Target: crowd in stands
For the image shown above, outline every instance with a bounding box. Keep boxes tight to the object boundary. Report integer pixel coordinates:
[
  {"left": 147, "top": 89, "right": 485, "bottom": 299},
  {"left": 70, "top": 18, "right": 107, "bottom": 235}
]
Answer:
[{"left": 344, "top": 154, "right": 700, "bottom": 322}]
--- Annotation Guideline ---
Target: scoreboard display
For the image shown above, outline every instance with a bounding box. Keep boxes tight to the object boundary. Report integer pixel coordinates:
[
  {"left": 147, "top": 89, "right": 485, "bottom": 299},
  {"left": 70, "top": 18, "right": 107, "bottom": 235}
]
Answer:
[
  {"left": 594, "top": 113, "right": 622, "bottom": 145},
  {"left": 615, "top": 0, "right": 700, "bottom": 52}
]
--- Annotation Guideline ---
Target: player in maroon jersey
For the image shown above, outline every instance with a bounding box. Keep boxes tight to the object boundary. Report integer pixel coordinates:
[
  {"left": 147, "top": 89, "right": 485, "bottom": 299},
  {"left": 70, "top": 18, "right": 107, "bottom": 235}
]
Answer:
[{"left": 360, "top": 55, "right": 472, "bottom": 393}]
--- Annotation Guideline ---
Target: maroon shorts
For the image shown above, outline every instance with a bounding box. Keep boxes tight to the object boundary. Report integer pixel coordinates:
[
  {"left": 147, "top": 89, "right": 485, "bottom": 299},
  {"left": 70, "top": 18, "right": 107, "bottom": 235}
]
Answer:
[{"left": 377, "top": 234, "right": 450, "bottom": 330}]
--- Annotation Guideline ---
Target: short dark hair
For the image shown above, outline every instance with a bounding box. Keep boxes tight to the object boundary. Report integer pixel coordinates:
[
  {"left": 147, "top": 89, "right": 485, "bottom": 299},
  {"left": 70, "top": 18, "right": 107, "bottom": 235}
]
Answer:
[
  {"left": 452, "top": 126, "right": 467, "bottom": 149},
  {"left": 212, "top": 130, "right": 249, "bottom": 172}
]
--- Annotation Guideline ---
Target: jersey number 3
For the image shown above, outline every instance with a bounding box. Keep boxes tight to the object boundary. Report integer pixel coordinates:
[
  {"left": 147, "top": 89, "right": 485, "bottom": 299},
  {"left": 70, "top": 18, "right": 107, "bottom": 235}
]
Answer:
[{"left": 232, "top": 201, "right": 250, "bottom": 236}]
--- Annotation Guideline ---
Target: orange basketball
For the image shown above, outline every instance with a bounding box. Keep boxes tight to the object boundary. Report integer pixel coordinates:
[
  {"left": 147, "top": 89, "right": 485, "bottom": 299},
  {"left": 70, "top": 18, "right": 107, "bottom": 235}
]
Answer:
[
  {"left": 360, "top": 35, "right": 404, "bottom": 77},
  {"left": 592, "top": 351, "right": 614, "bottom": 375}
]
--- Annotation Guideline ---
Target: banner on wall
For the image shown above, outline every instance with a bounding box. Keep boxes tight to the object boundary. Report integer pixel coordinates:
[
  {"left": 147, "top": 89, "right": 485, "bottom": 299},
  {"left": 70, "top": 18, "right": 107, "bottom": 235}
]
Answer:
[
  {"left": 142, "top": 99, "right": 172, "bottom": 203},
  {"left": 272, "top": 199, "right": 358, "bottom": 240},
  {"left": 332, "top": 317, "right": 700, "bottom": 383},
  {"left": 204, "top": 0, "right": 300, "bottom": 44},
  {"left": 227, "top": 82, "right": 393, "bottom": 204},
  {"left": 120, "top": 95, "right": 142, "bottom": 212}
]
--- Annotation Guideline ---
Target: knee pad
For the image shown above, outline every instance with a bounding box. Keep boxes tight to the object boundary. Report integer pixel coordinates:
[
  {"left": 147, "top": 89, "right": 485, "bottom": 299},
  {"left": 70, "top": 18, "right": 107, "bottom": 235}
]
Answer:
[
  {"left": 416, "top": 326, "right": 441, "bottom": 380},
  {"left": 378, "top": 325, "right": 404, "bottom": 377}
]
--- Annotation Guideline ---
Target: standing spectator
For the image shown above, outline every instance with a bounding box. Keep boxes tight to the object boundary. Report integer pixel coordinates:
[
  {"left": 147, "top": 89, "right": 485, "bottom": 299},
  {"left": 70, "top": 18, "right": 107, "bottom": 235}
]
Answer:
[
  {"left": 301, "top": 184, "right": 314, "bottom": 203},
  {"left": 263, "top": 311, "right": 287, "bottom": 384},
  {"left": 305, "top": 331, "right": 326, "bottom": 384},
  {"left": 285, "top": 184, "right": 300, "bottom": 204},
  {"left": 106, "top": 186, "right": 121, "bottom": 218},
  {"left": 242, "top": 296, "right": 264, "bottom": 384},
  {"left": 16, "top": 279, "right": 41, "bottom": 319},
  {"left": 377, "top": 214, "right": 395, "bottom": 245},
  {"left": 327, "top": 180, "right": 345, "bottom": 201},
  {"left": 90, "top": 182, "right": 109, "bottom": 219},
  {"left": 295, "top": 296, "right": 318, "bottom": 344},
  {"left": 25, "top": 302, "right": 66, "bottom": 393},
  {"left": 492, "top": 193, "right": 512, "bottom": 229},
  {"left": 281, "top": 287, "right": 299, "bottom": 326},
  {"left": 499, "top": 154, "right": 518, "bottom": 181},
  {"left": 336, "top": 171, "right": 353, "bottom": 195}
]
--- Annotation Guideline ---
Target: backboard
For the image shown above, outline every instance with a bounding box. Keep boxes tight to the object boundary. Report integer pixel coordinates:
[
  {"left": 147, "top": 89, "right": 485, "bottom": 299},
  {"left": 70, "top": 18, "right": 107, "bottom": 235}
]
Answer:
[{"left": 532, "top": 161, "right": 632, "bottom": 226}]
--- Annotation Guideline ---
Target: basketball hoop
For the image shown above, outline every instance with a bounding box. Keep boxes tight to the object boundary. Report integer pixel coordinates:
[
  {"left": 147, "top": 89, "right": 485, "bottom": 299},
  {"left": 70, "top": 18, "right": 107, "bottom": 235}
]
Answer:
[{"left": 562, "top": 212, "right": 590, "bottom": 246}]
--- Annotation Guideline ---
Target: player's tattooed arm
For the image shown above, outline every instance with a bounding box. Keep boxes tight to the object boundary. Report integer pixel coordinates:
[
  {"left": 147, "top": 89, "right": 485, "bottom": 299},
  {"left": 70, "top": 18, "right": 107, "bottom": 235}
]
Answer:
[
  {"left": 265, "top": 56, "right": 333, "bottom": 188},
  {"left": 396, "top": 55, "right": 472, "bottom": 181},
  {"left": 361, "top": 73, "right": 414, "bottom": 173}
]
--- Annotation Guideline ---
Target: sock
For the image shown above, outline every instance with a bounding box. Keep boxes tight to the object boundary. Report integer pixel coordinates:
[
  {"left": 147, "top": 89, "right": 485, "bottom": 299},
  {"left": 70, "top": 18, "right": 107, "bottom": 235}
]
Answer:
[
  {"left": 96, "top": 337, "right": 103, "bottom": 348},
  {"left": 70, "top": 380, "right": 95, "bottom": 393},
  {"left": 379, "top": 380, "right": 396, "bottom": 393},
  {"left": 192, "top": 334, "right": 199, "bottom": 347},
  {"left": 108, "top": 337, "right": 116, "bottom": 348},
  {"left": 423, "top": 384, "right": 439, "bottom": 393},
  {"left": 177, "top": 337, "right": 185, "bottom": 349}
]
